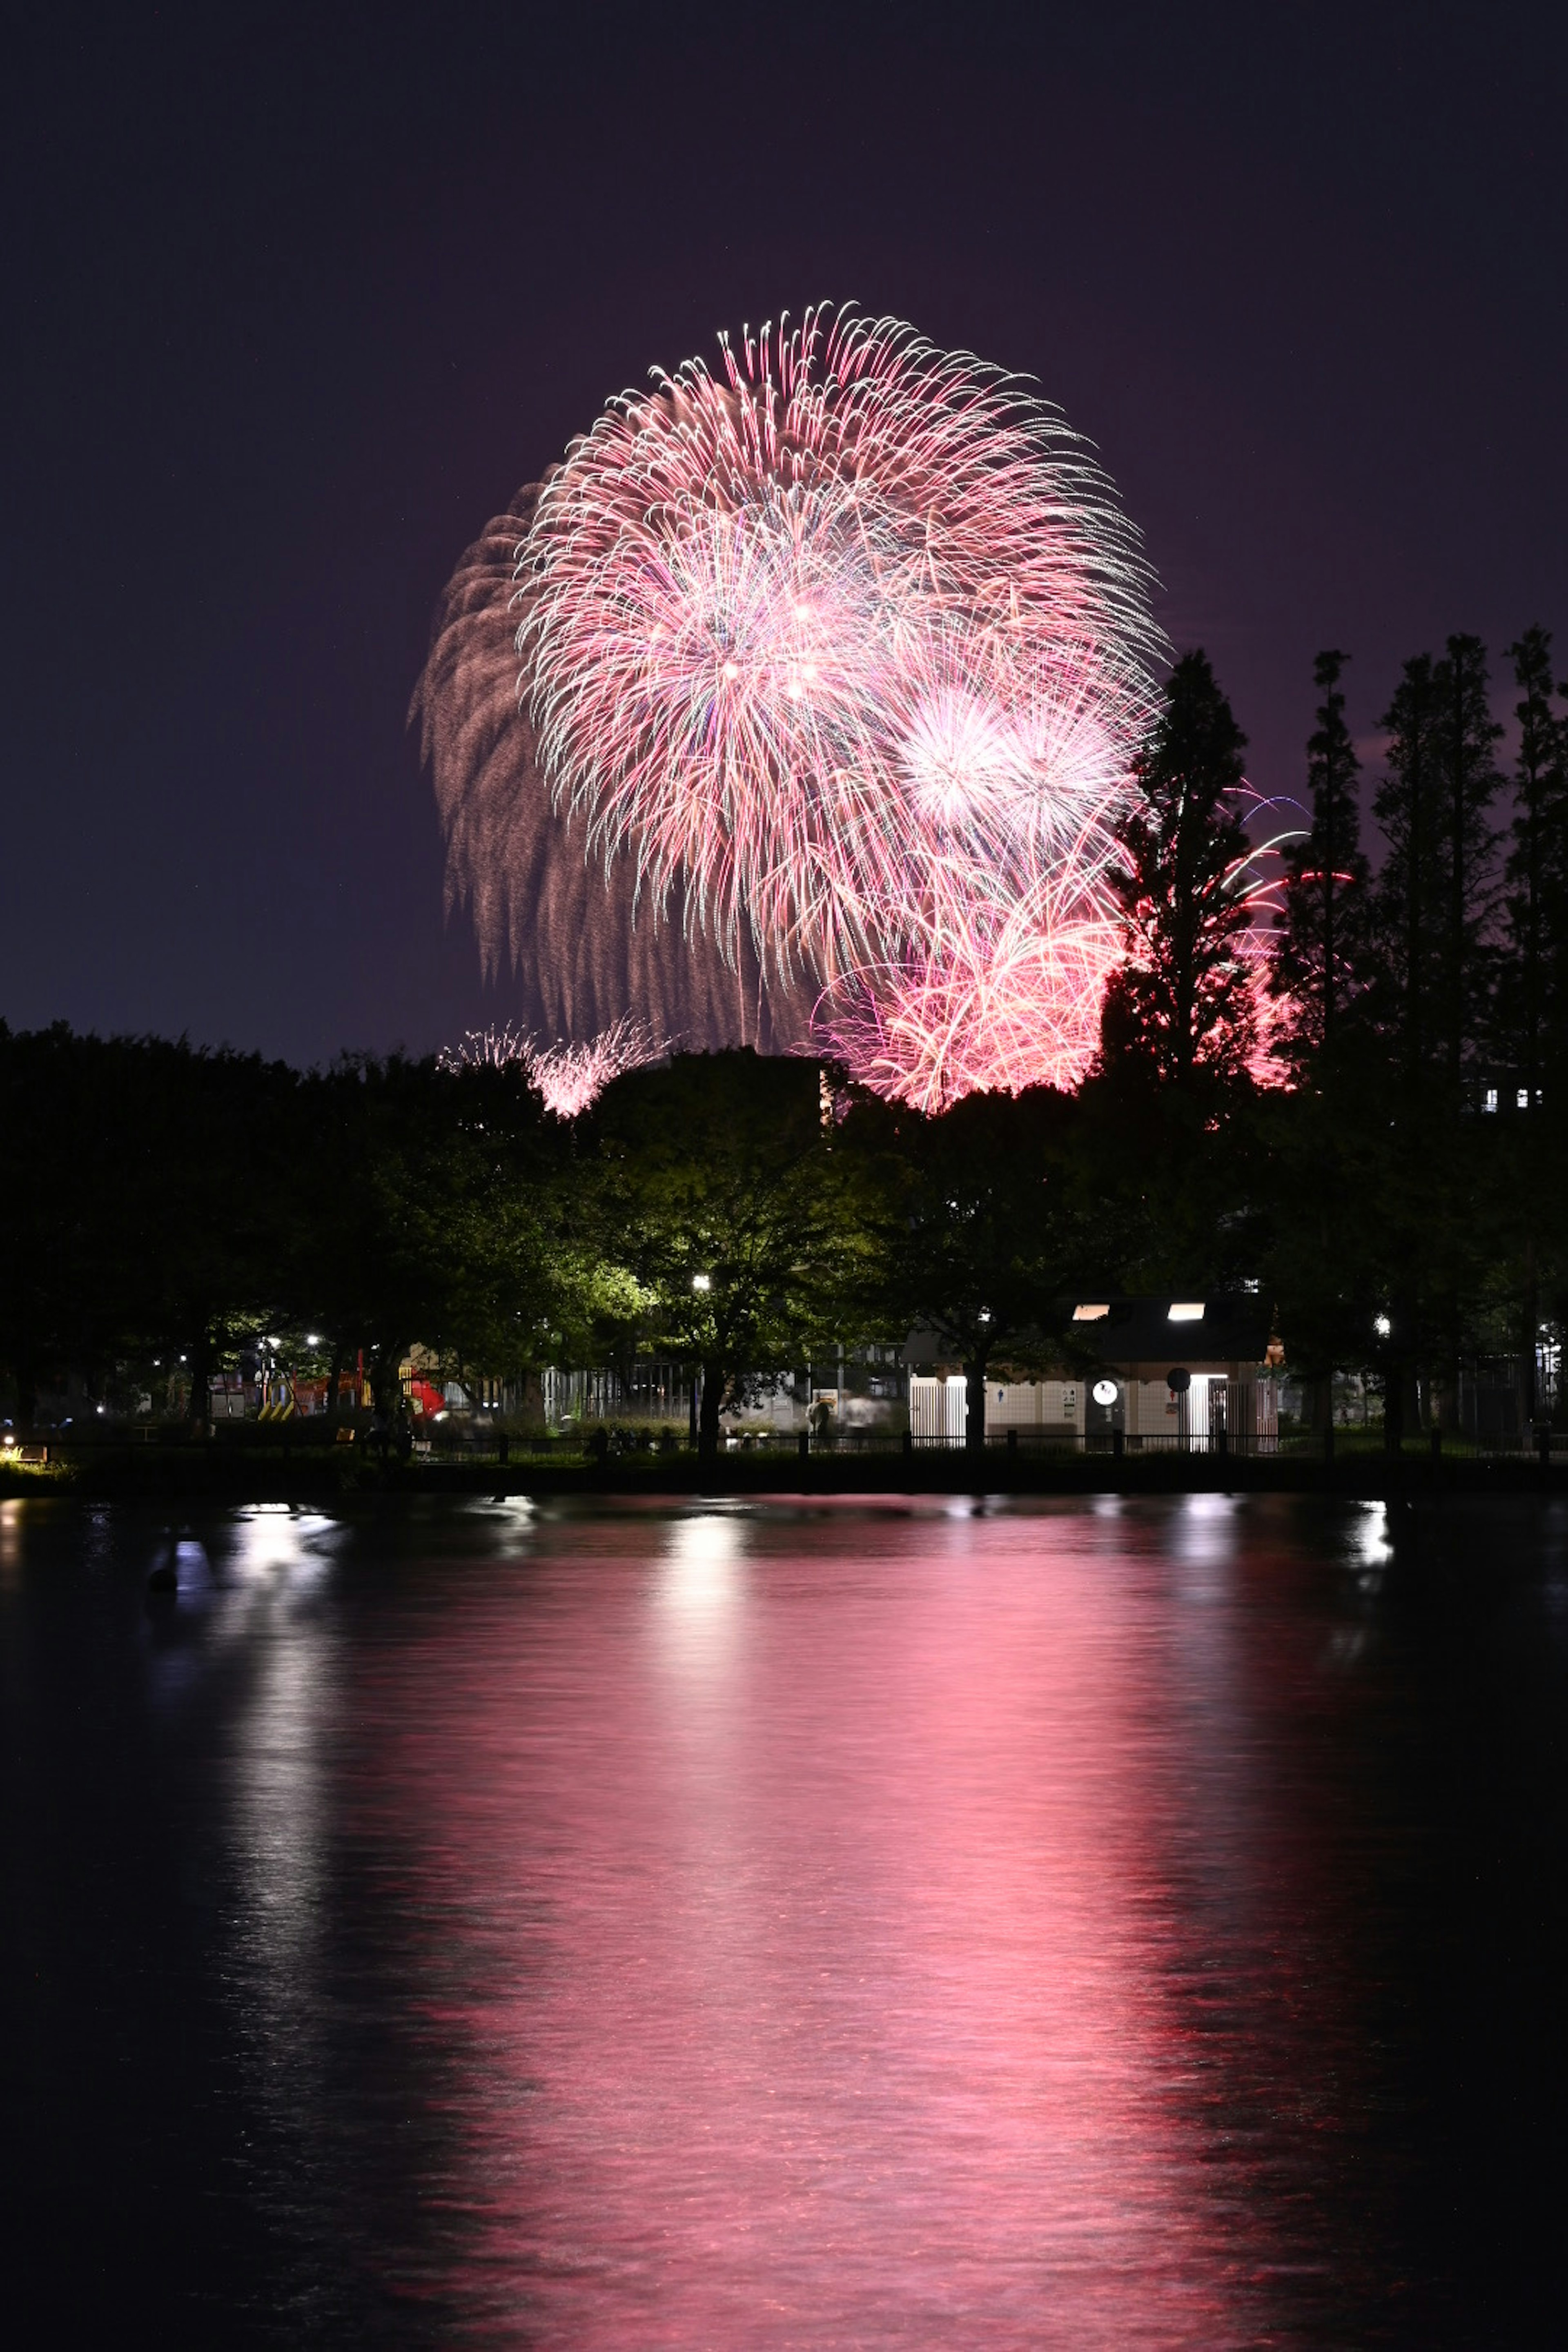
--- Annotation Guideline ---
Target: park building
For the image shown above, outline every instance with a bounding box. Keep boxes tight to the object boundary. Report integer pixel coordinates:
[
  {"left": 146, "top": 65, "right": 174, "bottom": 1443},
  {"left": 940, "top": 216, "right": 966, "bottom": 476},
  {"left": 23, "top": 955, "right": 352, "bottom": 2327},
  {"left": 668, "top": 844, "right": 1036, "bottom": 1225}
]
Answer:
[
  {"left": 384, "top": 1297, "right": 1282, "bottom": 1452},
  {"left": 907, "top": 1293, "right": 1281, "bottom": 1451},
  {"left": 525, "top": 1296, "right": 1283, "bottom": 1449}
]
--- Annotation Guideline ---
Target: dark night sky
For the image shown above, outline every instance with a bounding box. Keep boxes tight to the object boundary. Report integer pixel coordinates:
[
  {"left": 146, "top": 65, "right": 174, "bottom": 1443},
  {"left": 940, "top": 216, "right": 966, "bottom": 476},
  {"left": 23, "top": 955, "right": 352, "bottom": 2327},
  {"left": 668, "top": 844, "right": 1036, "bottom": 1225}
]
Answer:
[{"left": 4, "top": 0, "right": 1564, "bottom": 1067}]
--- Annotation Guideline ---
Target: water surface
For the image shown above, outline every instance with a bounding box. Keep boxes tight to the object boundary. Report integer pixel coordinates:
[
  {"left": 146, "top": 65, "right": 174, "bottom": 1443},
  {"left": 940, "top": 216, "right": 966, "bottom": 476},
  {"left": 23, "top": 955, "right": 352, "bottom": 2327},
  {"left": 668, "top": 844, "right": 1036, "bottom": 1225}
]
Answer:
[{"left": 3, "top": 1492, "right": 1566, "bottom": 2345}]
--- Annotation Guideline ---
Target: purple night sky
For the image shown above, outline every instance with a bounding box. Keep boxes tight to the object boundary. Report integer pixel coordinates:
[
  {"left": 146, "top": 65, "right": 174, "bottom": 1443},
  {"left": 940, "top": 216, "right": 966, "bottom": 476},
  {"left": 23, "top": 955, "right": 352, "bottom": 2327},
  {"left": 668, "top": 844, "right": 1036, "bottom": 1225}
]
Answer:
[{"left": 4, "top": 0, "right": 1564, "bottom": 1067}]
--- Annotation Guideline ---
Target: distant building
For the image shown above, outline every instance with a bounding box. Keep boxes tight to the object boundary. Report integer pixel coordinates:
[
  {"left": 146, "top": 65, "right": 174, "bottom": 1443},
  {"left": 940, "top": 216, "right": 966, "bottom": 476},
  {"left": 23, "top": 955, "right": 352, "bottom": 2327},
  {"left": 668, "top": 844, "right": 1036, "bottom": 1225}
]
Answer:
[
  {"left": 526, "top": 1296, "right": 1281, "bottom": 1449},
  {"left": 910, "top": 1294, "right": 1279, "bottom": 1449}
]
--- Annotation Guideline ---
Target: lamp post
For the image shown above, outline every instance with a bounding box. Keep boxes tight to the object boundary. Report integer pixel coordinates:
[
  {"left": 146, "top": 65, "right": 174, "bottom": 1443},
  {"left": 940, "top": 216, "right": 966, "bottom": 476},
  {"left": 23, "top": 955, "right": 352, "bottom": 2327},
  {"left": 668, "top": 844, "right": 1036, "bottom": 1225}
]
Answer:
[{"left": 689, "top": 1274, "right": 711, "bottom": 1446}]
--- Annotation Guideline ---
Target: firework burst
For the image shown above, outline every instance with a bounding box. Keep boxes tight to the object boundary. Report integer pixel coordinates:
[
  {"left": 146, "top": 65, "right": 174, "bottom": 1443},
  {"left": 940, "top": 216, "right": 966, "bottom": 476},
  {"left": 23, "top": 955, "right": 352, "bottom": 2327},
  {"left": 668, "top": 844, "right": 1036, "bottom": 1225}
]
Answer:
[
  {"left": 439, "top": 1017, "right": 665, "bottom": 1115},
  {"left": 421, "top": 306, "right": 1172, "bottom": 1102}
]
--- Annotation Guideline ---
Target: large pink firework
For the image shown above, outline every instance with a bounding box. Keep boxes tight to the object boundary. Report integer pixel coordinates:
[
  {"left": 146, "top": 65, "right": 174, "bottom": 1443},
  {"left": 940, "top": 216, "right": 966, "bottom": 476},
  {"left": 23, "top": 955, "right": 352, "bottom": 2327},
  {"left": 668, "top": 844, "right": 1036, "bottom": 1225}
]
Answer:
[{"left": 420, "top": 307, "right": 1168, "bottom": 1103}]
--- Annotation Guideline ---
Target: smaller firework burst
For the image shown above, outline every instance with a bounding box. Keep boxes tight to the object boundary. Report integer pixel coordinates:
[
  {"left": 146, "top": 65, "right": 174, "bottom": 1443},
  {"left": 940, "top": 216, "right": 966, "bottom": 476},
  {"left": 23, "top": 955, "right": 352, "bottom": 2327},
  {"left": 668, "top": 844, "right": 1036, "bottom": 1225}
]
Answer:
[
  {"left": 1227, "top": 787, "right": 1305, "bottom": 1084},
  {"left": 437, "top": 1023, "right": 535, "bottom": 1074},
  {"left": 439, "top": 1017, "right": 666, "bottom": 1114}
]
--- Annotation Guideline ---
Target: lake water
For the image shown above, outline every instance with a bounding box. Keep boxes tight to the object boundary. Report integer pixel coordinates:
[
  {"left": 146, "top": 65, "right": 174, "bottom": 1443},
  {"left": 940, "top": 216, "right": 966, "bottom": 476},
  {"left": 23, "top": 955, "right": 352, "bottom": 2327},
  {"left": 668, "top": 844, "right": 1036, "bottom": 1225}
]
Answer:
[{"left": 3, "top": 1492, "right": 1566, "bottom": 2346}]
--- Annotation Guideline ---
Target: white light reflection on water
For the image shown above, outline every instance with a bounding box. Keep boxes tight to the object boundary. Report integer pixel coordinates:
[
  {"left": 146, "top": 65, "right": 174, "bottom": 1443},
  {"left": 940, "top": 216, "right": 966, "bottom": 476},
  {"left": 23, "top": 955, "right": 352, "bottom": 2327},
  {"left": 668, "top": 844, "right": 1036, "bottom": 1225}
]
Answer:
[
  {"left": 1355, "top": 1500, "right": 1392, "bottom": 1579},
  {"left": 657, "top": 1508, "right": 744, "bottom": 1670},
  {"left": 214, "top": 1510, "right": 341, "bottom": 2151},
  {"left": 0, "top": 1498, "right": 21, "bottom": 1589}
]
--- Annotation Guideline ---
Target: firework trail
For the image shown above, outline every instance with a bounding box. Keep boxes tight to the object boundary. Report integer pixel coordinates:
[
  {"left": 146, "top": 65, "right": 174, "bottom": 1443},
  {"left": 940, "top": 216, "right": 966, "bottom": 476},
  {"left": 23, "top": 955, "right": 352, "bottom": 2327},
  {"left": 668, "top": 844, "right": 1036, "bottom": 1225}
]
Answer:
[{"left": 415, "top": 306, "right": 1170, "bottom": 1101}]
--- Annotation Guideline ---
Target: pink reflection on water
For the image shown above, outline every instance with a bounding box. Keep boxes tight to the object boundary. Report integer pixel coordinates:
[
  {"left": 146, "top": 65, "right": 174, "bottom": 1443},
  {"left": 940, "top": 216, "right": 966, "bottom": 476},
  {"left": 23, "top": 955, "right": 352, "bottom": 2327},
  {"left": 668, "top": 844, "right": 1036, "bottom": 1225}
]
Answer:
[{"left": 348, "top": 1499, "right": 1346, "bottom": 2346}]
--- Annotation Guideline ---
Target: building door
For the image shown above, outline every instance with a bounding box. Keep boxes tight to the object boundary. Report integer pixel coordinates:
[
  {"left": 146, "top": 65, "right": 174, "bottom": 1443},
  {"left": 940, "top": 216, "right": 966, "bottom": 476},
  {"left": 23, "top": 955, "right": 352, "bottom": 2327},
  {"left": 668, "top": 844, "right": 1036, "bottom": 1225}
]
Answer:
[{"left": 1085, "top": 1376, "right": 1122, "bottom": 1444}]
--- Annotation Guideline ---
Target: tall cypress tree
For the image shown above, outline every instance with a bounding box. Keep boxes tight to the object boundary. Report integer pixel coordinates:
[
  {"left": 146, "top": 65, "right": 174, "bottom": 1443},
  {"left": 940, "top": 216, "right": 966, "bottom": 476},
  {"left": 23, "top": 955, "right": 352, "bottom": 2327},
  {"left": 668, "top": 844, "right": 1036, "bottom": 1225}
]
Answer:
[
  {"left": 1497, "top": 628, "right": 1568, "bottom": 1430},
  {"left": 1098, "top": 649, "right": 1256, "bottom": 1087},
  {"left": 1270, "top": 648, "right": 1372, "bottom": 1077},
  {"left": 1434, "top": 633, "right": 1502, "bottom": 1085},
  {"left": 1372, "top": 655, "right": 1446, "bottom": 1082},
  {"left": 1501, "top": 626, "right": 1568, "bottom": 1100}
]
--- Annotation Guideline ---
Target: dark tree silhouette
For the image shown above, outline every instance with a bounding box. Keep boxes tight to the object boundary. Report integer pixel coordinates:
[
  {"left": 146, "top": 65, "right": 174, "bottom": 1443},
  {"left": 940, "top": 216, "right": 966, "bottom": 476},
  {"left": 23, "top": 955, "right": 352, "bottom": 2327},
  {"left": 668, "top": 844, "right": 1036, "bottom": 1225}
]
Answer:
[
  {"left": 1371, "top": 656, "right": 1446, "bottom": 1082},
  {"left": 1270, "top": 649, "right": 1371, "bottom": 1078},
  {"left": 1500, "top": 626, "right": 1568, "bottom": 1101},
  {"left": 1434, "top": 634, "right": 1503, "bottom": 1087},
  {"left": 1493, "top": 628, "right": 1568, "bottom": 1427},
  {"left": 868, "top": 1086, "right": 1091, "bottom": 1456},
  {"left": 1098, "top": 651, "right": 1256, "bottom": 1088}
]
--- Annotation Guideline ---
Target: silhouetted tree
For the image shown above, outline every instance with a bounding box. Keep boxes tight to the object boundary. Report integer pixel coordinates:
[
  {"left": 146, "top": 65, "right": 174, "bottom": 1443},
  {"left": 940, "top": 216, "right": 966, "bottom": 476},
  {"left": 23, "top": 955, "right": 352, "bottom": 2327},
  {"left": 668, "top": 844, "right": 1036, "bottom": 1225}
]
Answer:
[
  {"left": 0, "top": 1025, "right": 294, "bottom": 1425},
  {"left": 1367, "top": 639, "right": 1504, "bottom": 1426},
  {"left": 1499, "top": 626, "right": 1568, "bottom": 1100},
  {"left": 1492, "top": 627, "right": 1568, "bottom": 1424},
  {"left": 1370, "top": 654, "right": 1446, "bottom": 1081},
  {"left": 1270, "top": 649, "right": 1372, "bottom": 1078},
  {"left": 1098, "top": 650, "right": 1257, "bottom": 1088},
  {"left": 868, "top": 1086, "right": 1093, "bottom": 1454},
  {"left": 1434, "top": 633, "right": 1503, "bottom": 1086}
]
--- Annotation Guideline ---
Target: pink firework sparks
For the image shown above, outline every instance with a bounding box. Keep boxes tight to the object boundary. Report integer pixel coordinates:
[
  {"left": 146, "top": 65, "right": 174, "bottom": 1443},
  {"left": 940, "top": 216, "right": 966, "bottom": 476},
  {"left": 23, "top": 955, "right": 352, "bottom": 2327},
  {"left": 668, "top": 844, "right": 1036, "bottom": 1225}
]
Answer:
[
  {"left": 1227, "top": 788, "right": 1305, "bottom": 1083},
  {"left": 440, "top": 1018, "right": 665, "bottom": 1114},
  {"left": 432, "top": 307, "right": 1178, "bottom": 1102},
  {"left": 437, "top": 1023, "right": 534, "bottom": 1074}
]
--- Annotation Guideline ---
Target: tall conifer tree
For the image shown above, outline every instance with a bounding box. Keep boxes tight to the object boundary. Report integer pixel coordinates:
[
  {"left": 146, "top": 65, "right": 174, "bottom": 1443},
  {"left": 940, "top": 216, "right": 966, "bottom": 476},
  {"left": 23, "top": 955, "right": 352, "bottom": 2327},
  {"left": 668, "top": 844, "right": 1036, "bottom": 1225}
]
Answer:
[
  {"left": 1098, "top": 650, "right": 1256, "bottom": 1087},
  {"left": 1501, "top": 626, "right": 1568, "bottom": 1098},
  {"left": 1270, "top": 648, "right": 1371, "bottom": 1076},
  {"left": 1372, "top": 655, "right": 1445, "bottom": 1082},
  {"left": 1497, "top": 628, "right": 1568, "bottom": 1429},
  {"left": 1433, "top": 633, "right": 1502, "bottom": 1085}
]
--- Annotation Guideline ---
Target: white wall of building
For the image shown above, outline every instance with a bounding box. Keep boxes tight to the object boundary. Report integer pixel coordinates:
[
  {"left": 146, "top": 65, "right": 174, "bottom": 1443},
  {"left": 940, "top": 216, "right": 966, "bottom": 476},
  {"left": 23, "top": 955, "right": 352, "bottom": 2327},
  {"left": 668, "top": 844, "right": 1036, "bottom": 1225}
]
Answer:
[
  {"left": 909, "top": 1374, "right": 968, "bottom": 1443},
  {"left": 984, "top": 1379, "right": 1083, "bottom": 1430}
]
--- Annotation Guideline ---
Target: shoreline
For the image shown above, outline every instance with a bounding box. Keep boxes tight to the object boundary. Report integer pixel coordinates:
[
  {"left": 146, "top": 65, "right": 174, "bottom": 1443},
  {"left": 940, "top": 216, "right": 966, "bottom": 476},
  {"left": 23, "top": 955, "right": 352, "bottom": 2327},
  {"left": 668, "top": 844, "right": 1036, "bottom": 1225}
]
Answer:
[{"left": 4, "top": 1447, "right": 1565, "bottom": 1506}]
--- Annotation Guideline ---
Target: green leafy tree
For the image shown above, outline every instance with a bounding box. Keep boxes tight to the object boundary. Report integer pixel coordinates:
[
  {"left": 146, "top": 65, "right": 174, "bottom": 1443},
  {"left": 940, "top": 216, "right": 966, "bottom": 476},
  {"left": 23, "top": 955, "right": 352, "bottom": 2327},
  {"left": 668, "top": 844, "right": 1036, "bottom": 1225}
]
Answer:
[
  {"left": 1098, "top": 650, "right": 1257, "bottom": 1087},
  {"left": 590, "top": 1051, "right": 884, "bottom": 1463}
]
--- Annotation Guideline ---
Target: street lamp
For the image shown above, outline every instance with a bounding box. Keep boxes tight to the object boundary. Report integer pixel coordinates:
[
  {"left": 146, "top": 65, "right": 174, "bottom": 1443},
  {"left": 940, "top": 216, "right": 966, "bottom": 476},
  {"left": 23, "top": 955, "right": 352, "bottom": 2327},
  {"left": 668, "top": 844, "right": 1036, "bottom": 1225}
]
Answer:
[{"left": 692, "top": 1273, "right": 711, "bottom": 1292}]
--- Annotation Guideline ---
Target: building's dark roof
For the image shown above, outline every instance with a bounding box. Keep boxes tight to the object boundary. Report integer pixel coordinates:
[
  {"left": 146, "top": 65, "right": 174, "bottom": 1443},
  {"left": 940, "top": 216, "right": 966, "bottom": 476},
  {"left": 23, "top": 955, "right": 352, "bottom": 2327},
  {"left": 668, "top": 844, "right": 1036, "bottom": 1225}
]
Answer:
[
  {"left": 1070, "top": 1293, "right": 1272, "bottom": 1368},
  {"left": 903, "top": 1293, "right": 1274, "bottom": 1374}
]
